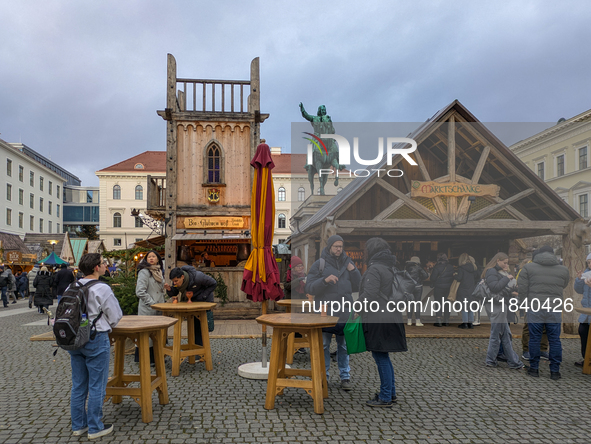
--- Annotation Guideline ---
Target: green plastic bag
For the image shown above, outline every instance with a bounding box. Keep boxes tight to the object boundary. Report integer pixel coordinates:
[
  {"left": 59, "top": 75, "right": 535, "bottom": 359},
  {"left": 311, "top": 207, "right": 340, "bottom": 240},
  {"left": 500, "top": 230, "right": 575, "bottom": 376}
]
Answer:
[{"left": 343, "top": 313, "right": 366, "bottom": 354}]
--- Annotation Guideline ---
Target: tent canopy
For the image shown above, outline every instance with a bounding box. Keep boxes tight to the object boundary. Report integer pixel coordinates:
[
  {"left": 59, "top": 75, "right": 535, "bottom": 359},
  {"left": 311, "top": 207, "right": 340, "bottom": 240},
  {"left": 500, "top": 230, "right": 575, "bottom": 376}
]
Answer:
[{"left": 37, "top": 251, "right": 69, "bottom": 266}]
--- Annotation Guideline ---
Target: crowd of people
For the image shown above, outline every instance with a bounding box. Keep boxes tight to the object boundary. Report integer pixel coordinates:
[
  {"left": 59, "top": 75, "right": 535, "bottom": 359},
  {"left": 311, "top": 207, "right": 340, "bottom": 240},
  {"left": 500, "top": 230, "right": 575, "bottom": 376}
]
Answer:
[{"left": 286, "top": 238, "right": 590, "bottom": 408}]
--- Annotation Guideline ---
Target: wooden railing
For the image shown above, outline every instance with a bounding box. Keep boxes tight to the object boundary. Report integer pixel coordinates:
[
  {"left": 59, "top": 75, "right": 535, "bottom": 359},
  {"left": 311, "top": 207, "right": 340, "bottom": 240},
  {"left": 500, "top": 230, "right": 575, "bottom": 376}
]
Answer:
[
  {"left": 176, "top": 78, "right": 251, "bottom": 113},
  {"left": 146, "top": 175, "right": 166, "bottom": 211}
]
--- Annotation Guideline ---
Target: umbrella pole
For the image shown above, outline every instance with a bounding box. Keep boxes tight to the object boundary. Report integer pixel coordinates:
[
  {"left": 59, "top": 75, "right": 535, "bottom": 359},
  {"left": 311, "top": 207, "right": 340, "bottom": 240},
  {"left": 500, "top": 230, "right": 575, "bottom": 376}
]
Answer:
[{"left": 261, "top": 300, "right": 267, "bottom": 368}]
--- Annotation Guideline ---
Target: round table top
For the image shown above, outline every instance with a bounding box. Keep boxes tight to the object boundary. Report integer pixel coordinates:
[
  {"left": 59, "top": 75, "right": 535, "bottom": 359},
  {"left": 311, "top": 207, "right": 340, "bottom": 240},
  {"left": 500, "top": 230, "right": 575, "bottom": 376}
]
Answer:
[
  {"left": 256, "top": 313, "right": 339, "bottom": 328},
  {"left": 151, "top": 301, "right": 217, "bottom": 312},
  {"left": 575, "top": 307, "right": 591, "bottom": 315},
  {"left": 111, "top": 315, "right": 178, "bottom": 333}
]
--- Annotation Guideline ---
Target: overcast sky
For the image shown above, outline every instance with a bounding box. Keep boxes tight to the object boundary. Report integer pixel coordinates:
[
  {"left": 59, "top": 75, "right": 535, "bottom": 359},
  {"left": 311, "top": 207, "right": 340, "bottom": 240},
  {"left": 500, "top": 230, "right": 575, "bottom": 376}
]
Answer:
[{"left": 1, "top": 0, "right": 591, "bottom": 186}]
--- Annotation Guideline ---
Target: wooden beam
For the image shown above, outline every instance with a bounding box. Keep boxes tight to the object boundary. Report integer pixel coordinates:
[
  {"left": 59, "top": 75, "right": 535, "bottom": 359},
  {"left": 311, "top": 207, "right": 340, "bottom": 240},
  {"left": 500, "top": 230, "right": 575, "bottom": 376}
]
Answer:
[
  {"left": 373, "top": 199, "right": 404, "bottom": 221},
  {"left": 375, "top": 180, "right": 439, "bottom": 221},
  {"left": 469, "top": 188, "right": 536, "bottom": 221},
  {"left": 457, "top": 146, "right": 491, "bottom": 221},
  {"left": 448, "top": 115, "right": 456, "bottom": 182},
  {"left": 413, "top": 148, "right": 449, "bottom": 221}
]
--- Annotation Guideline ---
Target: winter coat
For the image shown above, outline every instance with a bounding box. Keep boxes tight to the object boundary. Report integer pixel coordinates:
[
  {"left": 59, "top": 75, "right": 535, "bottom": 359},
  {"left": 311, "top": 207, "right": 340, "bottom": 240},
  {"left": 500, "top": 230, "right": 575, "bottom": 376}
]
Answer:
[
  {"left": 404, "top": 262, "right": 429, "bottom": 287},
  {"left": 33, "top": 271, "right": 53, "bottom": 306},
  {"left": 17, "top": 273, "right": 28, "bottom": 294},
  {"left": 574, "top": 269, "right": 591, "bottom": 324},
  {"left": 284, "top": 270, "right": 307, "bottom": 300},
  {"left": 360, "top": 250, "right": 407, "bottom": 353},
  {"left": 484, "top": 266, "right": 513, "bottom": 323},
  {"left": 28, "top": 268, "right": 38, "bottom": 292},
  {"left": 430, "top": 260, "right": 454, "bottom": 299},
  {"left": 517, "top": 251, "right": 569, "bottom": 323},
  {"left": 136, "top": 268, "right": 167, "bottom": 316},
  {"left": 5, "top": 269, "right": 17, "bottom": 292},
  {"left": 166, "top": 266, "right": 216, "bottom": 302},
  {"left": 305, "top": 247, "right": 362, "bottom": 332},
  {"left": 455, "top": 262, "right": 480, "bottom": 303},
  {"left": 53, "top": 268, "right": 75, "bottom": 296}
]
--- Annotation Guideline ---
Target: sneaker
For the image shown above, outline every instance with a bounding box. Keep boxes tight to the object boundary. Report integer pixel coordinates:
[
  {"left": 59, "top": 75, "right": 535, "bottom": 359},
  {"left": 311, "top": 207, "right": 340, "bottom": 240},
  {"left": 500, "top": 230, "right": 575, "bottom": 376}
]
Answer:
[
  {"left": 340, "top": 379, "right": 352, "bottom": 391},
  {"left": 72, "top": 427, "right": 89, "bottom": 436},
  {"left": 527, "top": 367, "right": 539, "bottom": 378},
  {"left": 415, "top": 320, "right": 424, "bottom": 327},
  {"left": 88, "top": 424, "right": 114, "bottom": 440},
  {"left": 510, "top": 363, "right": 525, "bottom": 370},
  {"left": 407, "top": 319, "right": 412, "bottom": 326},
  {"left": 540, "top": 351, "right": 550, "bottom": 361},
  {"left": 521, "top": 351, "right": 530, "bottom": 361},
  {"left": 374, "top": 392, "right": 397, "bottom": 402},
  {"left": 550, "top": 371, "right": 561, "bottom": 380},
  {"left": 366, "top": 394, "right": 392, "bottom": 408},
  {"left": 486, "top": 362, "right": 498, "bottom": 367},
  {"left": 473, "top": 321, "right": 481, "bottom": 326},
  {"left": 575, "top": 360, "right": 584, "bottom": 367}
]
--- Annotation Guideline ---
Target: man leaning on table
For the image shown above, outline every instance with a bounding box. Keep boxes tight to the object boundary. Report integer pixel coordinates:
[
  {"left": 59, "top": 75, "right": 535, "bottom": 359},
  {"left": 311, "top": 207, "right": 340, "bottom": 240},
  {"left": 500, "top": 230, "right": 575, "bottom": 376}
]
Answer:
[
  {"left": 305, "top": 235, "right": 361, "bottom": 391},
  {"left": 68, "top": 253, "right": 123, "bottom": 440}
]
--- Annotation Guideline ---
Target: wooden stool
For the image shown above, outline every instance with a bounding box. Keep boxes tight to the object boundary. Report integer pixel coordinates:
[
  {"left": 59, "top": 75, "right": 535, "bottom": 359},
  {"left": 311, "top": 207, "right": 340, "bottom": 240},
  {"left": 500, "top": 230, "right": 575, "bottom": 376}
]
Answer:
[
  {"left": 257, "top": 313, "right": 338, "bottom": 414},
  {"left": 276, "top": 299, "right": 312, "bottom": 364},
  {"left": 151, "top": 302, "right": 217, "bottom": 376},
  {"left": 106, "top": 316, "right": 178, "bottom": 423}
]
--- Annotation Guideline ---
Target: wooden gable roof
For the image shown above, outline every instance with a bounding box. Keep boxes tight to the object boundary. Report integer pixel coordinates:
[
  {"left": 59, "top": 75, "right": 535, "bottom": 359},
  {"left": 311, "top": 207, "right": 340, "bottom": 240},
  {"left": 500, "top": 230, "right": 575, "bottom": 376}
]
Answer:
[{"left": 297, "top": 100, "right": 580, "bottom": 238}]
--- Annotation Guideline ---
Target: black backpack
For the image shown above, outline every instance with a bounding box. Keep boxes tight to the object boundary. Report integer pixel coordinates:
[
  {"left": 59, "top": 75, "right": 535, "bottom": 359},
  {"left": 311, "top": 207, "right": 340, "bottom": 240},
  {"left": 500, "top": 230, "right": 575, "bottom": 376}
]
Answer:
[
  {"left": 53, "top": 280, "right": 104, "bottom": 352},
  {"left": 0, "top": 273, "right": 7, "bottom": 287}
]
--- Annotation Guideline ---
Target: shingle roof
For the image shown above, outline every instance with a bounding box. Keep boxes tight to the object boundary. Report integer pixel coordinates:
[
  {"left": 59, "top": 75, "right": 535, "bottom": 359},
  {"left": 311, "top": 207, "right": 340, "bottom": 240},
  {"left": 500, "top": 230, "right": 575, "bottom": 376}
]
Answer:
[
  {"left": 0, "top": 232, "right": 33, "bottom": 255},
  {"left": 271, "top": 153, "right": 307, "bottom": 174},
  {"left": 96, "top": 151, "right": 166, "bottom": 173}
]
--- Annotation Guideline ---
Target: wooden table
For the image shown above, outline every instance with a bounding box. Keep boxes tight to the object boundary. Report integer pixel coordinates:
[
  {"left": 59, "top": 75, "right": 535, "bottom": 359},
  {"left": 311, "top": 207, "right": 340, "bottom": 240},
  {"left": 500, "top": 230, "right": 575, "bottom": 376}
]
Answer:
[
  {"left": 106, "top": 315, "right": 177, "bottom": 423},
  {"left": 257, "top": 313, "right": 339, "bottom": 414},
  {"left": 276, "top": 299, "right": 312, "bottom": 364},
  {"left": 151, "top": 302, "right": 217, "bottom": 376},
  {"left": 575, "top": 307, "right": 591, "bottom": 375}
]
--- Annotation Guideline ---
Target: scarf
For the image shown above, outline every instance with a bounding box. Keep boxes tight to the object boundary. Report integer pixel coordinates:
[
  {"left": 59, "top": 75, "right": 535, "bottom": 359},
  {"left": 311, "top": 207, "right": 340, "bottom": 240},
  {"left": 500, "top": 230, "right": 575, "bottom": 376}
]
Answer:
[
  {"left": 148, "top": 264, "right": 163, "bottom": 283},
  {"left": 175, "top": 271, "right": 190, "bottom": 301}
]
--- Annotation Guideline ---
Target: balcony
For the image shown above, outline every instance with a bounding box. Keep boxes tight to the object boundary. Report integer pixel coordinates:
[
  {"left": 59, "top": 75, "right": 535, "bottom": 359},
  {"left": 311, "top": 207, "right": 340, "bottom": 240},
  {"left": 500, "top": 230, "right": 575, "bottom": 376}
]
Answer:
[{"left": 146, "top": 175, "right": 166, "bottom": 216}]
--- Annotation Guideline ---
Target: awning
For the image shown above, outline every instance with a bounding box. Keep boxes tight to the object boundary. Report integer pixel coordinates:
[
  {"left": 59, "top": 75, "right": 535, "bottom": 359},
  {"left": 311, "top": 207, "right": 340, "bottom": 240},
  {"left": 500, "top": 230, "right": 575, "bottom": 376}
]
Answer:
[{"left": 172, "top": 232, "right": 251, "bottom": 241}]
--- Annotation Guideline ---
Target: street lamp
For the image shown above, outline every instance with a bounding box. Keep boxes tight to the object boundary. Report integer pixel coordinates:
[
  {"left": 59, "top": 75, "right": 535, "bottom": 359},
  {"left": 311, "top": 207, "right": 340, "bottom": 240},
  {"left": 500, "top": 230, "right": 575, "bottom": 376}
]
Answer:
[{"left": 48, "top": 240, "right": 59, "bottom": 252}]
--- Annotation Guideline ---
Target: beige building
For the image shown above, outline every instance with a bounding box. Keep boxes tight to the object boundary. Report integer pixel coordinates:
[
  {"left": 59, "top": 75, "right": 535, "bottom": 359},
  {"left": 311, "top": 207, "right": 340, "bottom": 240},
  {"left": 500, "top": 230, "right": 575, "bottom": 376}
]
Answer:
[
  {"left": 95, "top": 151, "right": 166, "bottom": 250},
  {"left": 510, "top": 109, "right": 591, "bottom": 218},
  {"left": 270, "top": 147, "right": 354, "bottom": 245}
]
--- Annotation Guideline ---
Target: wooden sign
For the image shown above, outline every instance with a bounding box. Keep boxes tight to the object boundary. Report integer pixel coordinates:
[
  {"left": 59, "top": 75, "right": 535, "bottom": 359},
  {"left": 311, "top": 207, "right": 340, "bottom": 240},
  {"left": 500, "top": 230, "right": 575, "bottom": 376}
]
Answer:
[
  {"left": 6, "top": 251, "right": 22, "bottom": 262},
  {"left": 410, "top": 181, "right": 499, "bottom": 198},
  {"left": 183, "top": 216, "right": 246, "bottom": 229}
]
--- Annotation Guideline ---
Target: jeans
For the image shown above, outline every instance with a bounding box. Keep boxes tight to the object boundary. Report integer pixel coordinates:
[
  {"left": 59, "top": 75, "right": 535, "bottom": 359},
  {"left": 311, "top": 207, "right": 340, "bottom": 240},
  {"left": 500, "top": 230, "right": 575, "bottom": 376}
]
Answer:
[
  {"left": 529, "top": 322, "right": 562, "bottom": 372},
  {"left": 1, "top": 286, "right": 7, "bottom": 307},
  {"left": 68, "top": 332, "right": 111, "bottom": 434},
  {"left": 486, "top": 323, "right": 523, "bottom": 368},
  {"left": 407, "top": 286, "right": 423, "bottom": 321},
  {"left": 322, "top": 332, "right": 350, "bottom": 380},
  {"left": 436, "top": 296, "right": 450, "bottom": 323},
  {"left": 372, "top": 351, "right": 395, "bottom": 401},
  {"left": 57, "top": 294, "right": 63, "bottom": 304},
  {"left": 461, "top": 310, "right": 474, "bottom": 323}
]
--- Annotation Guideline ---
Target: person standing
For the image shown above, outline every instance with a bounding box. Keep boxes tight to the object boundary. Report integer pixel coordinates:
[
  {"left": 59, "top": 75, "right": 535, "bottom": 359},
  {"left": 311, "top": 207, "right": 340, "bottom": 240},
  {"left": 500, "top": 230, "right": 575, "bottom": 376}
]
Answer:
[
  {"left": 517, "top": 245, "right": 569, "bottom": 380},
  {"left": 360, "top": 238, "right": 407, "bottom": 407},
  {"left": 68, "top": 253, "right": 122, "bottom": 439},
  {"left": 430, "top": 253, "right": 454, "bottom": 327},
  {"left": 17, "top": 271, "right": 28, "bottom": 300},
  {"left": 28, "top": 264, "right": 39, "bottom": 309},
  {"left": 33, "top": 266, "right": 53, "bottom": 313},
  {"left": 54, "top": 263, "right": 76, "bottom": 304},
  {"left": 455, "top": 254, "right": 480, "bottom": 329},
  {"left": 135, "top": 250, "right": 167, "bottom": 364},
  {"left": 404, "top": 256, "right": 429, "bottom": 326},
  {"left": 305, "top": 235, "right": 361, "bottom": 391},
  {"left": 0, "top": 265, "right": 9, "bottom": 307},
  {"left": 5, "top": 268, "right": 18, "bottom": 304},
  {"left": 573, "top": 252, "right": 591, "bottom": 367},
  {"left": 285, "top": 256, "right": 307, "bottom": 300}
]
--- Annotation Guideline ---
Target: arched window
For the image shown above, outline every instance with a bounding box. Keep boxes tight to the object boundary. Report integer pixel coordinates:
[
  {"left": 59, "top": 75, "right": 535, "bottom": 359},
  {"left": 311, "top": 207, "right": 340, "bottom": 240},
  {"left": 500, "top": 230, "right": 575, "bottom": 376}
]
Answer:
[
  {"left": 298, "top": 187, "right": 305, "bottom": 201},
  {"left": 207, "top": 145, "right": 221, "bottom": 183},
  {"left": 135, "top": 185, "right": 143, "bottom": 200},
  {"left": 278, "top": 213, "right": 286, "bottom": 229},
  {"left": 113, "top": 212, "right": 121, "bottom": 228},
  {"left": 278, "top": 187, "right": 286, "bottom": 201},
  {"left": 113, "top": 185, "right": 121, "bottom": 200}
]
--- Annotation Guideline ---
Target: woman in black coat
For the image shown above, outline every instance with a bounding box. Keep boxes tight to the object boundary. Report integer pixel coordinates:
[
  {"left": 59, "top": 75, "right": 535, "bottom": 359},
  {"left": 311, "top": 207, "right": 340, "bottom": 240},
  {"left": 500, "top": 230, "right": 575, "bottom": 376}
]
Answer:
[
  {"left": 33, "top": 266, "right": 53, "bottom": 313},
  {"left": 429, "top": 253, "right": 454, "bottom": 327},
  {"left": 454, "top": 253, "right": 480, "bottom": 329},
  {"left": 360, "top": 237, "right": 407, "bottom": 408}
]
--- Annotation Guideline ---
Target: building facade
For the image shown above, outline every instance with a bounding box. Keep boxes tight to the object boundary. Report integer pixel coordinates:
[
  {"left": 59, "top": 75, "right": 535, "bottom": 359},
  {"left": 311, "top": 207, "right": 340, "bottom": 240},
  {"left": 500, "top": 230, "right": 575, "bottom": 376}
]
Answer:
[
  {"left": 510, "top": 109, "right": 591, "bottom": 218},
  {"left": 96, "top": 151, "right": 166, "bottom": 250},
  {"left": 0, "top": 138, "right": 66, "bottom": 236},
  {"left": 62, "top": 185, "right": 100, "bottom": 237}
]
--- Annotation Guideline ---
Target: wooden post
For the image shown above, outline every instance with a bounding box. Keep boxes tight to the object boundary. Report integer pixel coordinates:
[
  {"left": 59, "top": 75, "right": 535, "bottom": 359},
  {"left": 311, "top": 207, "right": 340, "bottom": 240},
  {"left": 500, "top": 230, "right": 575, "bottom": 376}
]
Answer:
[
  {"left": 562, "top": 221, "right": 587, "bottom": 334},
  {"left": 165, "top": 54, "right": 178, "bottom": 279}
]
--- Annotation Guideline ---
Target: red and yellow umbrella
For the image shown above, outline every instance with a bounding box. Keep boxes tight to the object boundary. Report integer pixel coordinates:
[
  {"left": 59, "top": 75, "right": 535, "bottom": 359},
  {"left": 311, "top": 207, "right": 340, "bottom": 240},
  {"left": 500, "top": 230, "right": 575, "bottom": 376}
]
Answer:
[{"left": 241, "top": 142, "right": 284, "bottom": 302}]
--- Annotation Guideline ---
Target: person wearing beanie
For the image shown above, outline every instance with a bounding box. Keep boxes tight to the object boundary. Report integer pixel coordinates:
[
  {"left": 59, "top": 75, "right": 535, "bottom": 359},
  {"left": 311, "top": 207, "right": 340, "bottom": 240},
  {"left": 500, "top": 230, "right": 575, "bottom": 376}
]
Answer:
[
  {"left": 430, "top": 253, "right": 455, "bottom": 327},
  {"left": 305, "top": 234, "right": 361, "bottom": 391},
  {"left": 285, "top": 256, "right": 306, "bottom": 300},
  {"left": 573, "top": 252, "right": 591, "bottom": 367},
  {"left": 517, "top": 245, "right": 569, "bottom": 380},
  {"left": 404, "top": 256, "right": 429, "bottom": 326}
]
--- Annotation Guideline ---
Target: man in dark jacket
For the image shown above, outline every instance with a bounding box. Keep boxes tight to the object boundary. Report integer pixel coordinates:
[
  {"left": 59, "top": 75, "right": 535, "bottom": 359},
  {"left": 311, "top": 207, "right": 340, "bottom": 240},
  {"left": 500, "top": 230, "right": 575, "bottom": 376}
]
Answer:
[
  {"left": 430, "top": 253, "right": 454, "bottom": 327},
  {"left": 517, "top": 245, "right": 569, "bottom": 380},
  {"left": 405, "top": 257, "right": 429, "bottom": 327},
  {"left": 165, "top": 265, "right": 217, "bottom": 345},
  {"left": 305, "top": 235, "right": 361, "bottom": 391},
  {"left": 53, "top": 263, "right": 75, "bottom": 303},
  {"left": 0, "top": 265, "right": 8, "bottom": 307}
]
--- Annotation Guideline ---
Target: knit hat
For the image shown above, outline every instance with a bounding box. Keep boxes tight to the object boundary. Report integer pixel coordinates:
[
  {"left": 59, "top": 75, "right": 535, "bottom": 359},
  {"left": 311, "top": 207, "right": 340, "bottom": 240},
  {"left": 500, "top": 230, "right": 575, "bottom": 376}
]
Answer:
[
  {"left": 409, "top": 256, "right": 421, "bottom": 264},
  {"left": 291, "top": 256, "right": 303, "bottom": 268},
  {"left": 40, "top": 266, "right": 48, "bottom": 272},
  {"left": 326, "top": 235, "right": 344, "bottom": 250},
  {"left": 538, "top": 245, "right": 554, "bottom": 254}
]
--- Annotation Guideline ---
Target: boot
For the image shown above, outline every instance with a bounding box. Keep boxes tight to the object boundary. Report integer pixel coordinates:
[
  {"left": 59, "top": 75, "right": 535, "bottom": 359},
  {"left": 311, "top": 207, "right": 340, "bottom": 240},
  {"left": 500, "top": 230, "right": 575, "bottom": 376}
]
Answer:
[
  {"left": 467, "top": 323, "right": 474, "bottom": 329},
  {"left": 434, "top": 319, "right": 443, "bottom": 327},
  {"left": 457, "top": 323, "right": 468, "bottom": 329}
]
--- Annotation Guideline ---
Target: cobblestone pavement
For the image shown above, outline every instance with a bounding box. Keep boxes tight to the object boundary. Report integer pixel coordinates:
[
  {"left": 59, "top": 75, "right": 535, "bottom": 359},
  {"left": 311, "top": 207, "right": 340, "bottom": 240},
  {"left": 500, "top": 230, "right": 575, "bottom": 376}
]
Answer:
[{"left": 1, "top": 300, "right": 591, "bottom": 443}]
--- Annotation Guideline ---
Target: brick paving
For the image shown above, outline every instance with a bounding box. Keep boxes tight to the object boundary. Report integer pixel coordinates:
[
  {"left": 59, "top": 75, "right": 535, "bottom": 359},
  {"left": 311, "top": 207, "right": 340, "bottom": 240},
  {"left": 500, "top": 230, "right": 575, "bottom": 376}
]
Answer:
[{"left": 1, "top": 299, "right": 591, "bottom": 443}]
